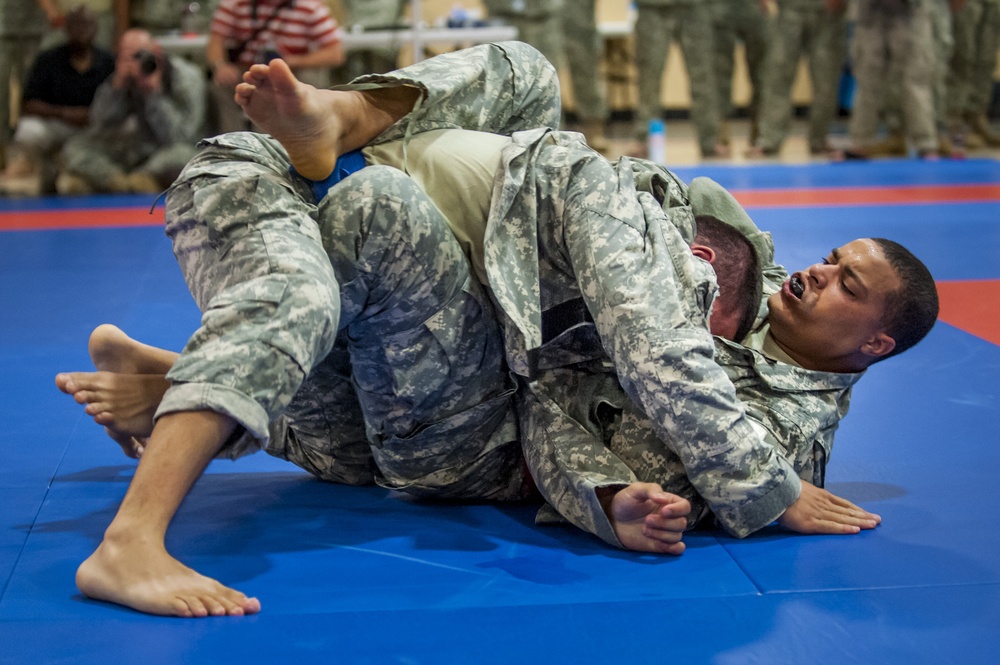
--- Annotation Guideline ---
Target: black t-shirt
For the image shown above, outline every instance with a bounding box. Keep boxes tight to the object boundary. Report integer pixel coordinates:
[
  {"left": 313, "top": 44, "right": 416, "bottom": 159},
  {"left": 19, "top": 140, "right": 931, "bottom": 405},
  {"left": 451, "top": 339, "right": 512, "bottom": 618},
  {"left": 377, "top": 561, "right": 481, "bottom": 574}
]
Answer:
[{"left": 22, "top": 44, "right": 116, "bottom": 107}]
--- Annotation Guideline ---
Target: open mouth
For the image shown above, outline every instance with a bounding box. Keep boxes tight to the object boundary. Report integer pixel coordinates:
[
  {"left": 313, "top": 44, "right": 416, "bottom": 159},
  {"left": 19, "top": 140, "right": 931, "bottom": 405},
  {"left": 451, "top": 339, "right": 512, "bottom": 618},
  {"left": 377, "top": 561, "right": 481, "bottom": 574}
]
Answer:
[{"left": 789, "top": 274, "right": 805, "bottom": 299}]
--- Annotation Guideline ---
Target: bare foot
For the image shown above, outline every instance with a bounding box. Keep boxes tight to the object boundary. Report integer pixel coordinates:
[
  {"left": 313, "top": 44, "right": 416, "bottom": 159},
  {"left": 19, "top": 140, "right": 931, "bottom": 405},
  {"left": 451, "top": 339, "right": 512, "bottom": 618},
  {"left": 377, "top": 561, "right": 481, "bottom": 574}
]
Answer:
[
  {"left": 55, "top": 372, "right": 168, "bottom": 457},
  {"left": 56, "top": 325, "right": 178, "bottom": 457},
  {"left": 235, "top": 59, "right": 342, "bottom": 180},
  {"left": 88, "top": 323, "right": 177, "bottom": 375},
  {"left": 77, "top": 532, "right": 260, "bottom": 617}
]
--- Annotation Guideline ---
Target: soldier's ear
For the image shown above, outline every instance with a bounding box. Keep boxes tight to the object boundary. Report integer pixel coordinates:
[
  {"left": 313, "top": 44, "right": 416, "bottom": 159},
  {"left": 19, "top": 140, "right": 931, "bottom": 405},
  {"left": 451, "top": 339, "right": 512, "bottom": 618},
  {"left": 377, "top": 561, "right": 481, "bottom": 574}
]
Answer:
[{"left": 691, "top": 244, "right": 716, "bottom": 265}]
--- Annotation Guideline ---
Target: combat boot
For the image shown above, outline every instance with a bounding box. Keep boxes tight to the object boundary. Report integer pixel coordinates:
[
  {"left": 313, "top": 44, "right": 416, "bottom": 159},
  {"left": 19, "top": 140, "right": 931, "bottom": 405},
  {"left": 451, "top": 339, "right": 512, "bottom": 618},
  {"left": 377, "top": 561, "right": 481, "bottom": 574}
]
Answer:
[
  {"left": 866, "top": 131, "right": 907, "bottom": 157},
  {"left": 966, "top": 112, "right": 1000, "bottom": 147}
]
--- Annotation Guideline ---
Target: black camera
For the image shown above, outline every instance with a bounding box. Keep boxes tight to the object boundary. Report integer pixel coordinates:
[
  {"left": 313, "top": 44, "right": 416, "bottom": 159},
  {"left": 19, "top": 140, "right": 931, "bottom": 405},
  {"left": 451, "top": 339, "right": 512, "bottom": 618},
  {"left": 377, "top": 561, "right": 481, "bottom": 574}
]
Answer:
[{"left": 134, "top": 50, "right": 158, "bottom": 75}]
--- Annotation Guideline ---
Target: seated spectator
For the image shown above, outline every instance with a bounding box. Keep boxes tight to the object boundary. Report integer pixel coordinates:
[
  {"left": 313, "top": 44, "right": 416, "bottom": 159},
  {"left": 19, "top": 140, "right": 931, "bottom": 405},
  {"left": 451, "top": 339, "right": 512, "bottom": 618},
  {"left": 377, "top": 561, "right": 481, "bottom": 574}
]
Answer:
[
  {"left": 205, "top": 0, "right": 344, "bottom": 134},
  {"left": 55, "top": 28, "right": 206, "bottom": 194},
  {"left": 0, "top": 5, "right": 114, "bottom": 196}
]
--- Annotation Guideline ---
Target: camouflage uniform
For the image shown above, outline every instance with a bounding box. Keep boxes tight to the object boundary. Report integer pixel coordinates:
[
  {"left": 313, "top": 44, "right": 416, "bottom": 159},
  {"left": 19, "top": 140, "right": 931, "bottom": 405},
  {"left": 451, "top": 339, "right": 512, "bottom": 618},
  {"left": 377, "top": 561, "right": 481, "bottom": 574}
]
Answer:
[
  {"left": 526, "top": 176, "right": 863, "bottom": 543},
  {"left": 483, "top": 0, "right": 565, "bottom": 69},
  {"left": 60, "top": 54, "right": 206, "bottom": 190},
  {"left": 354, "top": 44, "right": 804, "bottom": 538},
  {"left": 848, "top": 0, "right": 938, "bottom": 153},
  {"left": 712, "top": 0, "right": 775, "bottom": 144},
  {"left": 161, "top": 42, "right": 563, "bottom": 499},
  {"left": 561, "top": 0, "right": 607, "bottom": 125},
  {"left": 0, "top": 0, "right": 47, "bottom": 152},
  {"left": 948, "top": 0, "right": 1000, "bottom": 121},
  {"left": 162, "top": 42, "right": 851, "bottom": 544},
  {"left": 754, "top": 0, "right": 848, "bottom": 153},
  {"left": 633, "top": 0, "right": 721, "bottom": 155}
]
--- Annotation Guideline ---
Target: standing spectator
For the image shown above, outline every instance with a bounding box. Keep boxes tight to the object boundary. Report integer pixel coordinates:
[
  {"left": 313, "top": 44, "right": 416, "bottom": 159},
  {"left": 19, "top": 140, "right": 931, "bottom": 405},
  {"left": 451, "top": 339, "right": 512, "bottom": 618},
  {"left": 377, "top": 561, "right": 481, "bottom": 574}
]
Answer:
[
  {"left": 844, "top": 0, "right": 938, "bottom": 159},
  {"left": 632, "top": 0, "right": 727, "bottom": 159},
  {"left": 121, "top": 0, "right": 188, "bottom": 35},
  {"left": 336, "top": 0, "right": 407, "bottom": 82},
  {"left": 0, "top": 5, "right": 114, "bottom": 195},
  {"left": 205, "top": 0, "right": 344, "bottom": 134},
  {"left": 871, "top": 0, "right": 956, "bottom": 157},
  {"left": 37, "top": 0, "right": 118, "bottom": 51},
  {"left": 713, "top": 0, "right": 775, "bottom": 150},
  {"left": 56, "top": 28, "right": 205, "bottom": 194},
  {"left": 562, "top": 0, "right": 610, "bottom": 152},
  {"left": 0, "top": 0, "right": 49, "bottom": 169},
  {"left": 482, "top": 0, "right": 565, "bottom": 71},
  {"left": 947, "top": 0, "right": 1000, "bottom": 148},
  {"left": 748, "top": 0, "right": 848, "bottom": 158}
]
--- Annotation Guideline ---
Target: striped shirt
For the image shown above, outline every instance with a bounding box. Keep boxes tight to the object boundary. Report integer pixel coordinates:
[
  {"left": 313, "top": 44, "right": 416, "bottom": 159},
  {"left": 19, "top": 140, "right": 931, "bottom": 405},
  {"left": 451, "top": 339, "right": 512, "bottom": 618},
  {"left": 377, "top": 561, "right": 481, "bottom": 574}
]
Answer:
[{"left": 211, "top": 0, "right": 341, "bottom": 66}]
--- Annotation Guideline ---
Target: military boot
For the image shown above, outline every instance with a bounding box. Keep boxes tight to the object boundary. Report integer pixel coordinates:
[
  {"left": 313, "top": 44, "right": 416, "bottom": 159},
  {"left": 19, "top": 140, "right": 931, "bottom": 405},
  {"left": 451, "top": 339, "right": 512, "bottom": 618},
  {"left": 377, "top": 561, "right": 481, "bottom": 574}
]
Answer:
[
  {"left": 967, "top": 111, "right": 1000, "bottom": 147},
  {"left": 866, "top": 131, "right": 907, "bottom": 157}
]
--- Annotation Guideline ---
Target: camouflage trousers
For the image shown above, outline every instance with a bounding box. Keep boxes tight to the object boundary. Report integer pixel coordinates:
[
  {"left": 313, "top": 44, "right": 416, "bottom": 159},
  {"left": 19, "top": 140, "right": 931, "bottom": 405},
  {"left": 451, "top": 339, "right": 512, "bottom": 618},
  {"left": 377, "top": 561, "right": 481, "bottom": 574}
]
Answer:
[
  {"left": 159, "top": 41, "right": 562, "bottom": 500},
  {"left": 755, "top": 3, "right": 848, "bottom": 152},
  {"left": 948, "top": 0, "right": 1000, "bottom": 115},
  {"left": 848, "top": 1, "right": 937, "bottom": 152},
  {"left": 164, "top": 138, "right": 525, "bottom": 500},
  {"left": 633, "top": 2, "right": 721, "bottom": 154}
]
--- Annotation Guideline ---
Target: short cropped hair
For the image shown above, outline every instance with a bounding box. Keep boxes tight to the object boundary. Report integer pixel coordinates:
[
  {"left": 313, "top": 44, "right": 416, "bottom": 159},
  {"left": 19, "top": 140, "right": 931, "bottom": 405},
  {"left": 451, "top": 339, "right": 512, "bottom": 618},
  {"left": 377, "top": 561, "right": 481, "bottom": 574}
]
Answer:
[
  {"left": 870, "top": 238, "right": 938, "bottom": 361},
  {"left": 693, "top": 215, "right": 763, "bottom": 342}
]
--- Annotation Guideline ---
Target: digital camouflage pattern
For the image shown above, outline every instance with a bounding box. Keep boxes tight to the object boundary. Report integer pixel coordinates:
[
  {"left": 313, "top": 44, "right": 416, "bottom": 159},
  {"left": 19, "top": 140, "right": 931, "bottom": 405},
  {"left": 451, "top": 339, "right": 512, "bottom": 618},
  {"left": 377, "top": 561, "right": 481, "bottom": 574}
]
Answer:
[
  {"left": 754, "top": 0, "right": 847, "bottom": 152},
  {"left": 849, "top": 0, "right": 937, "bottom": 152},
  {"left": 633, "top": 0, "right": 721, "bottom": 154},
  {"left": 161, "top": 42, "right": 860, "bottom": 545},
  {"left": 949, "top": 0, "right": 1000, "bottom": 117}
]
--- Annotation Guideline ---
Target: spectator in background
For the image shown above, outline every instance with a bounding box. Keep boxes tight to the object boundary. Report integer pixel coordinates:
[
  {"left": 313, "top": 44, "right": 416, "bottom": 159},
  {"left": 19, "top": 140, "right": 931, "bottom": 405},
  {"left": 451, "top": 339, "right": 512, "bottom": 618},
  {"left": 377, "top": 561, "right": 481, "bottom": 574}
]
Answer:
[
  {"left": 0, "top": 5, "right": 114, "bottom": 196},
  {"left": 947, "top": 0, "right": 1000, "bottom": 149},
  {"left": 482, "top": 0, "right": 565, "bottom": 70},
  {"left": 119, "top": 0, "right": 188, "bottom": 36},
  {"left": 562, "top": 0, "right": 610, "bottom": 153},
  {"left": 205, "top": 0, "right": 344, "bottom": 134},
  {"left": 37, "top": 0, "right": 118, "bottom": 50},
  {"left": 747, "top": 0, "right": 848, "bottom": 159},
  {"left": 0, "top": 0, "right": 50, "bottom": 170},
  {"left": 336, "top": 0, "right": 407, "bottom": 82},
  {"left": 631, "top": 0, "right": 727, "bottom": 159},
  {"left": 843, "top": 0, "right": 938, "bottom": 159},
  {"left": 56, "top": 28, "right": 205, "bottom": 194}
]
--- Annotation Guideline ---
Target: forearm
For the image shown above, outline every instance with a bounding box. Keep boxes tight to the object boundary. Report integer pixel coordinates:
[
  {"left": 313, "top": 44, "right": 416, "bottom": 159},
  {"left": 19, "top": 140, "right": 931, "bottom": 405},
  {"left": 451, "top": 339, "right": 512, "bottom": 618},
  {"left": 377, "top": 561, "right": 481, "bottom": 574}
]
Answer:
[
  {"left": 518, "top": 378, "right": 634, "bottom": 547},
  {"left": 564, "top": 189, "right": 800, "bottom": 537}
]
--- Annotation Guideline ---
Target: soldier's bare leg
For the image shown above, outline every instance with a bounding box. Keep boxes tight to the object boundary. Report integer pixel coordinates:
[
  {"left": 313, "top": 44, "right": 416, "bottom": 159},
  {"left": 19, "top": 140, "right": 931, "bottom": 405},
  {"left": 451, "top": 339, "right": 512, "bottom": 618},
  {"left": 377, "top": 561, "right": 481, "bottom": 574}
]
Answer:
[{"left": 74, "top": 408, "right": 260, "bottom": 617}]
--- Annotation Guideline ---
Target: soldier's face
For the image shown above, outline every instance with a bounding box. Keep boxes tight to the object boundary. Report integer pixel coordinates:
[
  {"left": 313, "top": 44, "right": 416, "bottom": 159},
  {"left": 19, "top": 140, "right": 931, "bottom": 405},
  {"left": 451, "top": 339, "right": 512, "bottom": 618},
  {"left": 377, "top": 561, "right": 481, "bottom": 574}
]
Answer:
[{"left": 767, "top": 239, "right": 899, "bottom": 372}]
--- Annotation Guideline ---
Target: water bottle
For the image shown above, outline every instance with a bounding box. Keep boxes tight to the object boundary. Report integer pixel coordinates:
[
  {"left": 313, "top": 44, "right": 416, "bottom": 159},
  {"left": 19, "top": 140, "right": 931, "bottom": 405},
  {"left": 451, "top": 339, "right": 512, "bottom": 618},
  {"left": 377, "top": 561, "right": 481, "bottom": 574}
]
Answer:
[{"left": 647, "top": 118, "right": 666, "bottom": 164}]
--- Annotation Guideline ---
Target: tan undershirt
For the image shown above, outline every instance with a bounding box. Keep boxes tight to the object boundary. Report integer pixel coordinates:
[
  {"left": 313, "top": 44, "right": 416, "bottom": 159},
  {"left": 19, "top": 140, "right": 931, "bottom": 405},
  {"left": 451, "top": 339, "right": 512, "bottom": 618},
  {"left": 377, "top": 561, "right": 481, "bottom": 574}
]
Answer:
[
  {"left": 363, "top": 128, "right": 511, "bottom": 284},
  {"left": 742, "top": 323, "right": 802, "bottom": 367}
]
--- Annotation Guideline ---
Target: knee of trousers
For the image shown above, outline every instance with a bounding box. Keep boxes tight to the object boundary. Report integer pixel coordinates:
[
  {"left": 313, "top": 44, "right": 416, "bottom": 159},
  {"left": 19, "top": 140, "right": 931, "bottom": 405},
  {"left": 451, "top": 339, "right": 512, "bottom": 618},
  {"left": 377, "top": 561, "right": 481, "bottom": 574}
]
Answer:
[{"left": 315, "top": 166, "right": 475, "bottom": 328}]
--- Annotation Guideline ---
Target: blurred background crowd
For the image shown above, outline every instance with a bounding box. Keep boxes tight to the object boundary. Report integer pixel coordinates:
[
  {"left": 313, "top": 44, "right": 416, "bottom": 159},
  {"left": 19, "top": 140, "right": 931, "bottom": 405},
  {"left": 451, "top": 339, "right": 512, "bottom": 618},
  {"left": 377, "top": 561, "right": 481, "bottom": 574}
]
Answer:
[{"left": 1, "top": 0, "right": 998, "bottom": 196}]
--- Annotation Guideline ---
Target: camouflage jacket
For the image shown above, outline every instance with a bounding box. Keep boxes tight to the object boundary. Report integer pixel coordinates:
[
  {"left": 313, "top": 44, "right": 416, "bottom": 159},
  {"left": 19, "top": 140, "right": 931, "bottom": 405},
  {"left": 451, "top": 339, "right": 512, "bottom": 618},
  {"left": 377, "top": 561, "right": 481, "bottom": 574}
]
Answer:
[{"left": 522, "top": 166, "right": 863, "bottom": 544}]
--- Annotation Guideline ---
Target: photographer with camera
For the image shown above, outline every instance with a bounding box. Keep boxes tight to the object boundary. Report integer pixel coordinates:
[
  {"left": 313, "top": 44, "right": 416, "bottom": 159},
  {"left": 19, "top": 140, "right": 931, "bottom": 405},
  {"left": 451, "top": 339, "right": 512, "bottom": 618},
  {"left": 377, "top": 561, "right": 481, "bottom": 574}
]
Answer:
[{"left": 56, "top": 28, "right": 206, "bottom": 194}]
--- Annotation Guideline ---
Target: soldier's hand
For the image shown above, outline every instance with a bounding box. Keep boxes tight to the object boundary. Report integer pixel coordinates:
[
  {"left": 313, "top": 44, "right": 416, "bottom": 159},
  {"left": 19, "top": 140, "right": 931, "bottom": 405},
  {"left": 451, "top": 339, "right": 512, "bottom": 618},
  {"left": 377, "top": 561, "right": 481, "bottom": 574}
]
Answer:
[
  {"left": 778, "top": 480, "right": 881, "bottom": 534},
  {"left": 606, "top": 482, "right": 689, "bottom": 554}
]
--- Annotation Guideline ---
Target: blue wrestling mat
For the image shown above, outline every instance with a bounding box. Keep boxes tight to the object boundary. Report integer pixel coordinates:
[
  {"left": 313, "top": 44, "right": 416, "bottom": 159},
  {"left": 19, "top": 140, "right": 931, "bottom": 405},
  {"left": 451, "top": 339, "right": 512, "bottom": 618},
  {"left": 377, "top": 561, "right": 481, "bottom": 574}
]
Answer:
[{"left": 1, "top": 158, "right": 998, "bottom": 664}]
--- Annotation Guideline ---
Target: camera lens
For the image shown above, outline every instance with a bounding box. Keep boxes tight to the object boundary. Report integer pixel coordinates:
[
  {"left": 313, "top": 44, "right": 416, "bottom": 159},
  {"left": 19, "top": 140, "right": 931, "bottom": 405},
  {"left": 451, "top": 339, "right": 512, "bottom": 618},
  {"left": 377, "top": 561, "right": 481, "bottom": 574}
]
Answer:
[{"left": 134, "top": 50, "right": 158, "bottom": 75}]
